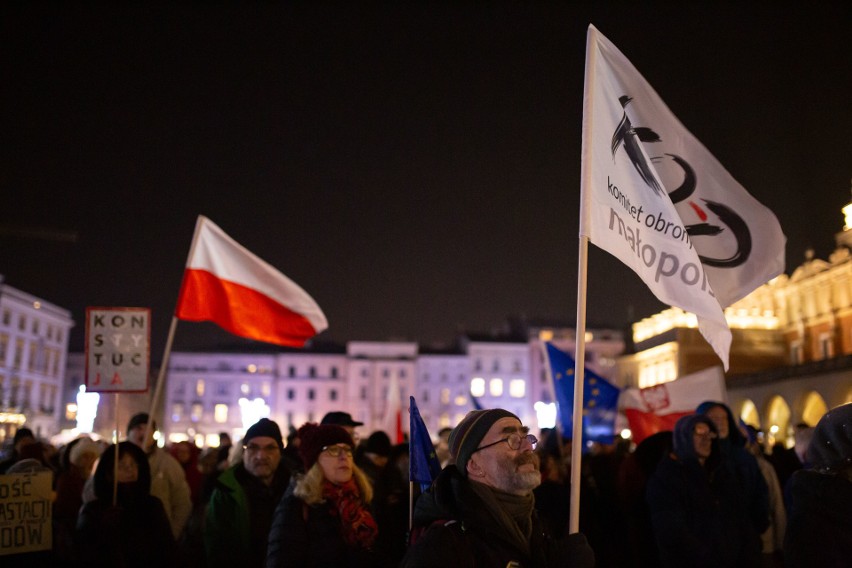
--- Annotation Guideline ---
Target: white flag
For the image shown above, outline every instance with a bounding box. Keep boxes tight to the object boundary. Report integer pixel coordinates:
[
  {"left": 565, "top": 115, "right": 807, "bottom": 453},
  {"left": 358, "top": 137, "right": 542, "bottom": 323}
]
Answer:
[{"left": 580, "top": 25, "right": 785, "bottom": 369}]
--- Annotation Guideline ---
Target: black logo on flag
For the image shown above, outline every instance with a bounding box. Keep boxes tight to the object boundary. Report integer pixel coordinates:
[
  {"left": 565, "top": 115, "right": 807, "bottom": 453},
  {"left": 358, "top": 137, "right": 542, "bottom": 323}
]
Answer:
[{"left": 611, "top": 96, "right": 751, "bottom": 268}]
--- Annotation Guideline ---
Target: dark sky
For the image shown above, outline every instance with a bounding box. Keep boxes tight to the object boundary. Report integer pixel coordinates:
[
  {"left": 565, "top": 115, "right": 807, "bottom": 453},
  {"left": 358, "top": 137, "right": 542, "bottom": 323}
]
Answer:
[{"left": 2, "top": 3, "right": 850, "bottom": 355}]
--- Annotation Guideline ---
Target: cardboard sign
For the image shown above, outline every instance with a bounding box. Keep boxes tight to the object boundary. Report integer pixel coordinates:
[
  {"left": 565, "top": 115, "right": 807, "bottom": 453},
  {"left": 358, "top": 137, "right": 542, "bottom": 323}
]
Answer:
[
  {"left": 85, "top": 307, "right": 151, "bottom": 393},
  {"left": 0, "top": 471, "right": 52, "bottom": 555}
]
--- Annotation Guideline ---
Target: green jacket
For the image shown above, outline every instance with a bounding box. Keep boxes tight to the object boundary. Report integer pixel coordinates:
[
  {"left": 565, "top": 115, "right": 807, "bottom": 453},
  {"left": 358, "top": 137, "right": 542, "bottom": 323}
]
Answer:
[{"left": 204, "top": 465, "right": 250, "bottom": 568}]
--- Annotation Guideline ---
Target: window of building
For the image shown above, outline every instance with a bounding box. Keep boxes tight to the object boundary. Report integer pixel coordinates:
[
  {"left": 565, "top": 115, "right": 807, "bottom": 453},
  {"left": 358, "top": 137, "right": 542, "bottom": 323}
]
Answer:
[
  {"left": 13, "top": 340, "right": 24, "bottom": 369},
  {"left": 9, "top": 377, "right": 20, "bottom": 407},
  {"left": 489, "top": 378, "right": 503, "bottom": 397},
  {"left": 331, "top": 367, "right": 338, "bottom": 379},
  {"left": 190, "top": 403, "right": 203, "bottom": 422},
  {"left": 440, "top": 388, "right": 450, "bottom": 405},
  {"left": 261, "top": 382, "right": 271, "bottom": 397},
  {"left": 790, "top": 341, "right": 804, "bottom": 365},
  {"left": 361, "top": 386, "right": 367, "bottom": 400},
  {"left": 289, "top": 365, "right": 296, "bottom": 377},
  {"left": 423, "top": 390, "right": 429, "bottom": 402},
  {"left": 18, "top": 316, "right": 26, "bottom": 331},
  {"left": 470, "top": 378, "right": 485, "bottom": 397},
  {"left": 216, "top": 382, "right": 229, "bottom": 396},
  {"left": 172, "top": 403, "right": 183, "bottom": 422},
  {"left": 0, "top": 333, "right": 8, "bottom": 364},
  {"left": 287, "top": 388, "right": 295, "bottom": 400},
  {"left": 47, "top": 325, "right": 53, "bottom": 340},
  {"left": 382, "top": 368, "right": 389, "bottom": 378},
  {"left": 214, "top": 404, "right": 229, "bottom": 423},
  {"left": 819, "top": 332, "right": 833, "bottom": 359},
  {"left": 240, "top": 383, "right": 250, "bottom": 395},
  {"left": 32, "top": 320, "right": 39, "bottom": 334},
  {"left": 509, "top": 379, "right": 526, "bottom": 398},
  {"left": 28, "top": 341, "right": 37, "bottom": 372},
  {"left": 513, "top": 360, "right": 521, "bottom": 372},
  {"left": 400, "top": 369, "right": 406, "bottom": 378},
  {"left": 330, "top": 389, "right": 338, "bottom": 401},
  {"left": 56, "top": 329, "right": 63, "bottom": 343},
  {"left": 492, "top": 361, "right": 500, "bottom": 372},
  {"left": 195, "top": 379, "right": 205, "bottom": 398},
  {"left": 1, "top": 310, "right": 10, "bottom": 326},
  {"left": 361, "top": 367, "right": 369, "bottom": 378},
  {"left": 308, "top": 388, "right": 315, "bottom": 401}
]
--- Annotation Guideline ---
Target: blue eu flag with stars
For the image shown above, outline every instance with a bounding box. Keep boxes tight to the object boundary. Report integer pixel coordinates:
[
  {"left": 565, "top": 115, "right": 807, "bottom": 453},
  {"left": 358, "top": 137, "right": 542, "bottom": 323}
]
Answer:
[{"left": 545, "top": 342, "right": 621, "bottom": 445}]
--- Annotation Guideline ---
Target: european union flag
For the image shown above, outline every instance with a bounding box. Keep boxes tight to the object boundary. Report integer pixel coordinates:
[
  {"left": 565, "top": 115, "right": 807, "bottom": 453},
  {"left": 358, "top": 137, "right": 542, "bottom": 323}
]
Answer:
[
  {"left": 409, "top": 396, "right": 442, "bottom": 491},
  {"left": 545, "top": 342, "right": 621, "bottom": 445}
]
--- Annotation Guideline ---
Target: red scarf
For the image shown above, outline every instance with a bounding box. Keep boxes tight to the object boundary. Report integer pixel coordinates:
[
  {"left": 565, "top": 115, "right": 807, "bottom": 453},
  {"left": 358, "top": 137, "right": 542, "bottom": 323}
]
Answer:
[{"left": 321, "top": 478, "right": 378, "bottom": 549}]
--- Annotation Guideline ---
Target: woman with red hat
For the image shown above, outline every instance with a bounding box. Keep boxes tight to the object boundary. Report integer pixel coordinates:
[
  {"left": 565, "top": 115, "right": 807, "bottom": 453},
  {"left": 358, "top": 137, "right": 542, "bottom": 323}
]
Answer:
[{"left": 266, "top": 422, "right": 386, "bottom": 567}]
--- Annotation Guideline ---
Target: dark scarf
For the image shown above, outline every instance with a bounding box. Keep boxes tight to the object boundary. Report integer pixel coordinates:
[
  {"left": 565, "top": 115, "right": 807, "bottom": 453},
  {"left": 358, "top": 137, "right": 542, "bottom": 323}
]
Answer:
[
  {"left": 321, "top": 478, "right": 379, "bottom": 549},
  {"left": 468, "top": 481, "right": 535, "bottom": 557}
]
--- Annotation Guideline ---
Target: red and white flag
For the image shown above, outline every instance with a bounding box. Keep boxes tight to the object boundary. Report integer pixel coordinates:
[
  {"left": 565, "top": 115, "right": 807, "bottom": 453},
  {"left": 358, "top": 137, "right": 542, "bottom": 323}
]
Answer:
[
  {"left": 580, "top": 25, "right": 786, "bottom": 369},
  {"left": 175, "top": 216, "right": 327, "bottom": 347},
  {"left": 621, "top": 366, "right": 727, "bottom": 444},
  {"left": 381, "top": 373, "right": 404, "bottom": 444}
]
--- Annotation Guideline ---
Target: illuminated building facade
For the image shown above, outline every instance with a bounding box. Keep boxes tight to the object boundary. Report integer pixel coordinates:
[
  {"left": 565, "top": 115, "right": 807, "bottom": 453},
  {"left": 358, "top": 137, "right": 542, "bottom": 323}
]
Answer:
[
  {"left": 619, "top": 192, "right": 852, "bottom": 445},
  {"left": 0, "top": 276, "right": 73, "bottom": 442}
]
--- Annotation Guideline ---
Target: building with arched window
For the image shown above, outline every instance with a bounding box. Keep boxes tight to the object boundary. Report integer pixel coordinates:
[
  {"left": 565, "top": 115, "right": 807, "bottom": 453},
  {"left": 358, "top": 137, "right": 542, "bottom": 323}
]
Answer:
[{"left": 618, "top": 189, "right": 852, "bottom": 446}]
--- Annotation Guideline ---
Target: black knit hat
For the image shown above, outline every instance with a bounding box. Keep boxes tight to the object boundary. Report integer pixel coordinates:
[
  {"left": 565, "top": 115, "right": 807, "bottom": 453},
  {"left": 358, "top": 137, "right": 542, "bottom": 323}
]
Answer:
[
  {"left": 298, "top": 423, "right": 354, "bottom": 470},
  {"left": 126, "top": 413, "right": 157, "bottom": 434},
  {"left": 245, "top": 418, "right": 284, "bottom": 449},
  {"left": 448, "top": 408, "right": 518, "bottom": 477}
]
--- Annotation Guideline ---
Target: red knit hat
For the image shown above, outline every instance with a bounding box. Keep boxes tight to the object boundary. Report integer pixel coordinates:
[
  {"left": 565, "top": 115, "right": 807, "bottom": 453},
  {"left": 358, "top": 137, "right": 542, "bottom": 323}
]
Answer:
[{"left": 297, "top": 423, "right": 354, "bottom": 470}]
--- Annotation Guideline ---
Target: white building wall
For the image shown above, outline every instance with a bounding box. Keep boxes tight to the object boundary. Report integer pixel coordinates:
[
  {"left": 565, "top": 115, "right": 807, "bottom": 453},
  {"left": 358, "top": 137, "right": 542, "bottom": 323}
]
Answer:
[{"left": 0, "top": 278, "right": 73, "bottom": 442}]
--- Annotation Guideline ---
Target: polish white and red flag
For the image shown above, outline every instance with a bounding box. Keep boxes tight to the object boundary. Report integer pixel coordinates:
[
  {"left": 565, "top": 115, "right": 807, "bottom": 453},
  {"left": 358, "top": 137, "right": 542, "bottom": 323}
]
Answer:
[
  {"left": 175, "top": 215, "right": 327, "bottom": 347},
  {"left": 381, "top": 374, "right": 404, "bottom": 444},
  {"left": 620, "top": 366, "right": 727, "bottom": 444}
]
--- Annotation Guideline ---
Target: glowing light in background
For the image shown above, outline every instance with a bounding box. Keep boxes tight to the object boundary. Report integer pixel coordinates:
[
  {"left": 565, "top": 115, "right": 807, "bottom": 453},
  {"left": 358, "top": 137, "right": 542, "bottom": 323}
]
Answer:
[
  {"left": 239, "top": 397, "right": 270, "bottom": 431},
  {"left": 75, "top": 385, "right": 99, "bottom": 433},
  {"left": 534, "top": 401, "right": 557, "bottom": 429}
]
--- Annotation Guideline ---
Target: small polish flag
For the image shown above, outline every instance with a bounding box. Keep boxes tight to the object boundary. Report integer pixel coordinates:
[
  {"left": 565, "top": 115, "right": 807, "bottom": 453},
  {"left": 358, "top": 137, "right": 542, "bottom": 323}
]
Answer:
[
  {"left": 175, "top": 216, "right": 327, "bottom": 347},
  {"left": 621, "top": 366, "right": 727, "bottom": 444}
]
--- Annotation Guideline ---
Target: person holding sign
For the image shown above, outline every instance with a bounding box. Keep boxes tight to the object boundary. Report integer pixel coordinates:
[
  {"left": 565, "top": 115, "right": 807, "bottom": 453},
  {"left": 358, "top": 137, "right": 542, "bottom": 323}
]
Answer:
[{"left": 75, "top": 441, "right": 177, "bottom": 567}]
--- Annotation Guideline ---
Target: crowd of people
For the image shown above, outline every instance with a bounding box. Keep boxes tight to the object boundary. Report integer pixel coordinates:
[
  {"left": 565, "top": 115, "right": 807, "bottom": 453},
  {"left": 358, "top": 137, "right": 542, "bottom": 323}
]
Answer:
[{"left": 0, "top": 401, "right": 848, "bottom": 567}]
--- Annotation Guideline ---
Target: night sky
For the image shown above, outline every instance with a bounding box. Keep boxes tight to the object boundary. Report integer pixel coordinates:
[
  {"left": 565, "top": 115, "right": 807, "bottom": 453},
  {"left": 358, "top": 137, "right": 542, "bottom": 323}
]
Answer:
[{"left": 2, "top": 3, "right": 849, "bottom": 356}]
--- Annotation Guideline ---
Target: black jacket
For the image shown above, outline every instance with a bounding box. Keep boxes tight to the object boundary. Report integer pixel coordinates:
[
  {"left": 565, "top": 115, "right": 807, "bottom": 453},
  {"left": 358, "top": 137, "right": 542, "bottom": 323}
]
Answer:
[
  {"left": 401, "top": 465, "right": 594, "bottom": 568},
  {"left": 784, "top": 469, "right": 852, "bottom": 567}
]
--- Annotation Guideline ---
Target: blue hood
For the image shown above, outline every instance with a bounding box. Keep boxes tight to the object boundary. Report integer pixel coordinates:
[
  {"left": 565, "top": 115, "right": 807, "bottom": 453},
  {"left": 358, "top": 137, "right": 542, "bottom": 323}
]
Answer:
[{"left": 672, "top": 414, "right": 718, "bottom": 463}]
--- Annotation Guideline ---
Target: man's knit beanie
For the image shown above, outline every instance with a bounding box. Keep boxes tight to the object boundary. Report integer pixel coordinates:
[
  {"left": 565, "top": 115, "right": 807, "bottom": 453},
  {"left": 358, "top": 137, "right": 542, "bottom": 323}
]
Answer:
[
  {"left": 448, "top": 408, "right": 518, "bottom": 477},
  {"left": 245, "top": 418, "right": 284, "bottom": 449}
]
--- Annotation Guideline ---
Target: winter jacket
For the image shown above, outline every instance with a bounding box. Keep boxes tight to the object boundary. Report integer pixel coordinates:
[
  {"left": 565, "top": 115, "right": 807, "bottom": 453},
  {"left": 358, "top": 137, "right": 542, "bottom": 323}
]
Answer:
[
  {"left": 646, "top": 415, "right": 760, "bottom": 568},
  {"left": 401, "top": 465, "right": 594, "bottom": 568},
  {"left": 148, "top": 447, "right": 193, "bottom": 539},
  {"left": 205, "top": 463, "right": 289, "bottom": 568},
  {"left": 266, "top": 485, "right": 382, "bottom": 567},
  {"left": 784, "top": 469, "right": 852, "bottom": 567}
]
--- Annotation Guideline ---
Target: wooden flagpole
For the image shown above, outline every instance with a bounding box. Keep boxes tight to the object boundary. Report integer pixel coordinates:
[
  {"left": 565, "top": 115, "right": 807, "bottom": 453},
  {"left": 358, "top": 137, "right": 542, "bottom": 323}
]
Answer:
[
  {"left": 142, "top": 216, "right": 205, "bottom": 447},
  {"left": 569, "top": 236, "right": 590, "bottom": 534},
  {"left": 569, "top": 25, "right": 598, "bottom": 535}
]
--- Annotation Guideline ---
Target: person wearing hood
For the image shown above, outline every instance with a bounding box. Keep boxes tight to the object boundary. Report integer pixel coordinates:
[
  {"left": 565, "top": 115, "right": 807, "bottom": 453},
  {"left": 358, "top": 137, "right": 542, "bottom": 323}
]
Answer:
[
  {"left": 784, "top": 402, "right": 852, "bottom": 567},
  {"left": 401, "top": 408, "right": 595, "bottom": 568},
  {"left": 646, "top": 414, "right": 760, "bottom": 567},
  {"left": 696, "top": 400, "right": 770, "bottom": 540},
  {"left": 75, "top": 441, "right": 177, "bottom": 568}
]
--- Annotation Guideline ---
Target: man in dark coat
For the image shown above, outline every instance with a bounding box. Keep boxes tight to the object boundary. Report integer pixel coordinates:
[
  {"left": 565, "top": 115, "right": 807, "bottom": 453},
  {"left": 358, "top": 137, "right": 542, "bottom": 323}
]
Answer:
[
  {"left": 205, "top": 418, "right": 290, "bottom": 568},
  {"left": 401, "top": 408, "right": 594, "bottom": 568},
  {"left": 646, "top": 414, "right": 760, "bottom": 568}
]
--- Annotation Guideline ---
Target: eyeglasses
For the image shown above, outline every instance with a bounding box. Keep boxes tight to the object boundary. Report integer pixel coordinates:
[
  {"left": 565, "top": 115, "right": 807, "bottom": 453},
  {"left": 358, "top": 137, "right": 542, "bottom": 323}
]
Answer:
[
  {"left": 693, "top": 428, "right": 717, "bottom": 440},
  {"left": 243, "top": 443, "right": 280, "bottom": 454},
  {"left": 473, "top": 432, "right": 538, "bottom": 453},
  {"left": 321, "top": 444, "right": 354, "bottom": 458}
]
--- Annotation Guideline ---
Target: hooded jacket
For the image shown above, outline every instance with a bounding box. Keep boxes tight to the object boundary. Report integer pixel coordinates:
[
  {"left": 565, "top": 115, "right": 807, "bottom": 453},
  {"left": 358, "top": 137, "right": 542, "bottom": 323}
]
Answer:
[
  {"left": 696, "top": 401, "right": 770, "bottom": 535},
  {"left": 646, "top": 415, "right": 759, "bottom": 568},
  {"left": 784, "top": 403, "right": 852, "bottom": 567},
  {"left": 401, "top": 465, "right": 594, "bottom": 568}
]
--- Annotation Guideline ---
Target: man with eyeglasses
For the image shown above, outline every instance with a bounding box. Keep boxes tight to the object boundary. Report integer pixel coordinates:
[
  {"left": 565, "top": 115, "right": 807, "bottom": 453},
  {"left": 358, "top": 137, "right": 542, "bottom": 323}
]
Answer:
[
  {"left": 646, "top": 413, "right": 761, "bottom": 567},
  {"left": 205, "top": 418, "right": 291, "bottom": 568},
  {"left": 402, "top": 408, "right": 595, "bottom": 567}
]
